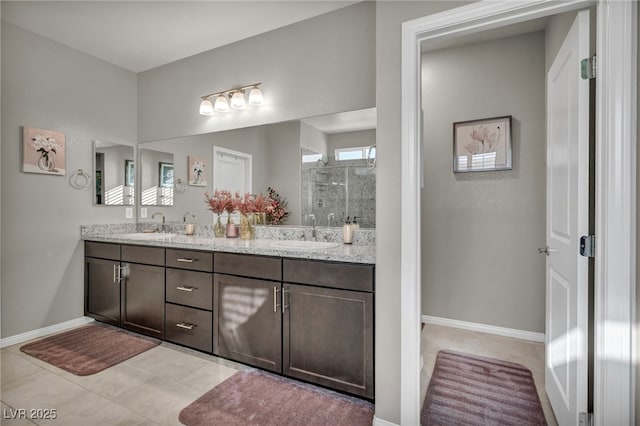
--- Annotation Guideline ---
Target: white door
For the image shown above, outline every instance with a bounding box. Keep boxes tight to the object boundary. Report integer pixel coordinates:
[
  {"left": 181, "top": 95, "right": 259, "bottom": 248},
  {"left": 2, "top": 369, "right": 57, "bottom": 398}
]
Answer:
[
  {"left": 213, "top": 146, "right": 252, "bottom": 194},
  {"left": 545, "top": 10, "right": 590, "bottom": 426}
]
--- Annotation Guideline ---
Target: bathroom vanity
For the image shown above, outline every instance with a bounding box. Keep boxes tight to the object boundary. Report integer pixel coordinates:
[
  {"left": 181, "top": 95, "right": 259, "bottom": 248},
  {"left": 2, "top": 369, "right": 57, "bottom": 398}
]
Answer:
[{"left": 83, "top": 234, "right": 375, "bottom": 399}]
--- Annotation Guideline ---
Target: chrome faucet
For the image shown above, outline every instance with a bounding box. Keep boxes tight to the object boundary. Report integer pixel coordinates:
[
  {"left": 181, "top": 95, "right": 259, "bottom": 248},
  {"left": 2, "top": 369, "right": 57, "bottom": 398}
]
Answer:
[
  {"left": 306, "top": 214, "right": 316, "bottom": 241},
  {"left": 327, "top": 213, "right": 335, "bottom": 228},
  {"left": 152, "top": 212, "right": 165, "bottom": 233}
]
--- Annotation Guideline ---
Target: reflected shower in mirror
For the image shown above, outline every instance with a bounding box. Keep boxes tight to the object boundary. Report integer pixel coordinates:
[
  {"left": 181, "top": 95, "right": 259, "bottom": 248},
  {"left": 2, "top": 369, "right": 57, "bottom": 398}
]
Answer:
[
  {"left": 93, "top": 140, "right": 135, "bottom": 206},
  {"left": 140, "top": 148, "right": 174, "bottom": 206}
]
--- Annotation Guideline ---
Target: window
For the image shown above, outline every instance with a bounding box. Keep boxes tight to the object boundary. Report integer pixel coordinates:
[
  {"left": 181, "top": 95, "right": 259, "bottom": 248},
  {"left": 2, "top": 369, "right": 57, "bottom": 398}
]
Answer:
[
  {"left": 302, "top": 153, "right": 324, "bottom": 163},
  {"left": 335, "top": 146, "right": 376, "bottom": 161}
]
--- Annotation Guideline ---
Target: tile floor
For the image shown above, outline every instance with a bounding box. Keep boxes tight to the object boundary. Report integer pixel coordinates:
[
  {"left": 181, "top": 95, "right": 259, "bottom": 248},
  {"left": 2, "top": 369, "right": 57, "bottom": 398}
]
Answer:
[
  {"left": 2, "top": 324, "right": 558, "bottom": 425},
  {"left": 421, "top": 323, "right": 558, "bottom": 425},
  {"left": 1, "top": 332, "right": 246, "bottom": 426}
]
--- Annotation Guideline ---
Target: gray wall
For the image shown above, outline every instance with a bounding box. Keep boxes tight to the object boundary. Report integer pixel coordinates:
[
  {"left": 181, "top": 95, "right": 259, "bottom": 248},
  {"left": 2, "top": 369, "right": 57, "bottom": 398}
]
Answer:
[
  {"left": 300, "top": 122, "right": 328, "bottom": 157},
  {"left": 267, "top": 121, "right": 302, "bottom": 226},
  {"left": 375, "top": 2, "right": 472, "bottom": 422},
  {"left": 137, "top": 1, "right": 375, "bottom": 142},
  {"left": 1, "top": 22, "right": 137, "bottom": 338},
  {"left": 637, "top": 5, "right": 639, "bottom": 425},
  {"left": 420, "top": 32, "right": 546, "bottom": 333}
]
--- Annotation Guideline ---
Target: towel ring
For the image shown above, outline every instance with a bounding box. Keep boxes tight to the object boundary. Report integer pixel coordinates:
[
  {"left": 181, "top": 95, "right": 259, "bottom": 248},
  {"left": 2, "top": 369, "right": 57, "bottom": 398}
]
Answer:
[
  {"left": 69, "top": 168, "right": 92, "bottom": 190},
  {"left": 174, "top": 178, "right": 187, "bottom": 194}
]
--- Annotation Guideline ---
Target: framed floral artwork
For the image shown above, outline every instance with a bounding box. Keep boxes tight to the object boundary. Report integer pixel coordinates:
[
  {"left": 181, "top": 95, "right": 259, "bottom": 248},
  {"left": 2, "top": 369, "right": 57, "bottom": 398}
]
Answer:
[
  {"left": 453, "top": 116, "right": 512, "bottom": 173},
  {"left": 188, "top": 155, "right": 207, "bottom": 186},
  {"left": 23, "top": 127, "right": 66, "bottom": 175}
]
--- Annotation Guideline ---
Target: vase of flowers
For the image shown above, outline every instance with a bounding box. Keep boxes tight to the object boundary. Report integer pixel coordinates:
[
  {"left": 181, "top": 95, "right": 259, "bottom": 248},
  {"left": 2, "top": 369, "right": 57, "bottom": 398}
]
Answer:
[
  {"left": 192, "top": 160, "right": 204, "bottom": 184},
  {"left": 265, "top": 187, "right": 290, "bottom": 225},
  {"left": 31, "top": 135, "right": 59, "bottom": 172},
  {"left": 253, "top": 193, "right": 268, "bottom": 225},
  {"left": 204, "top": 190, "right": 228, "bottom": 237},
  {"left": 237, "top": 193, "right": 256, "bottom": 240}
]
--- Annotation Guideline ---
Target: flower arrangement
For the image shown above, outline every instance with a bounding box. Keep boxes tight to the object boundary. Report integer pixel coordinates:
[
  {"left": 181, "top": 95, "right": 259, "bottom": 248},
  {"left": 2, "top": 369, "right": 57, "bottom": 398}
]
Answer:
[
  {"left": 31, "top": 134, "right": 60, "bottom": 170},
  {"left": 236, "top": 193, "right": 256, "bottom": 215},
  {"left": 265, "top": 187, "right": 289, "bottom": 225}
]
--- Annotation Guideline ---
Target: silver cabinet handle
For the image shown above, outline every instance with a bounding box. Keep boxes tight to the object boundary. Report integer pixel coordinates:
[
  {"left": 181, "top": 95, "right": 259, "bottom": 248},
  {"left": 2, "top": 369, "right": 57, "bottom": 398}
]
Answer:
[
  {"left": 176, "top": 258, "right": 196, "bottom": 263},
  {"left": 273, "top": 286, "right": 281, "bottom": 313},
  {"left": 113, "top": 265, "right": 124, "bottom": 283},
  {"left": 282, "top": 287, "right": 290, "bottom": 313},
  {"left": 176, "top": 322, "right": 196, "bottom": 330},
  {"left": 113, "top": 264, "right": 117, "bottom": 283},
  {"left": 176, "top": 286, "right": 196, "bottom": 292}
]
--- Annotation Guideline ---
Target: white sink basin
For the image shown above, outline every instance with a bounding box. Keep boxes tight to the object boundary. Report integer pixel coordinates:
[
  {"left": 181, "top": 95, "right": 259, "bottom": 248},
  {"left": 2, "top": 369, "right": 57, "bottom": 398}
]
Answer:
[
  {"left": 118, "top": 232, "right": 176, "bottom": 241},
  {"left": 268, "top": 240, "right": 340, "bottom": 251}
]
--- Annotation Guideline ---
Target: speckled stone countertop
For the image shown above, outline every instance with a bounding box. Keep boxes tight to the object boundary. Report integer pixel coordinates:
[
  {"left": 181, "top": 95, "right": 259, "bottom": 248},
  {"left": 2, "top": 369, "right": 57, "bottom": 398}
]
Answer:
[{"left": 81, "top": 224, "right": 375, "bottom": 265}]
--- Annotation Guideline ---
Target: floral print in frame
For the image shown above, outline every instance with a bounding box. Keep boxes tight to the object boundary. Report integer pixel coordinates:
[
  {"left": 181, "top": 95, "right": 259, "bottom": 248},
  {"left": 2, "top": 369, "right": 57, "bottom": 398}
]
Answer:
[
  {"left": 23, "top": 127, "right": 66, "bottom": 175},
  {"left": 188, "top": 155, "right": 207, "bottom": 186},
  {"left": 453, "top": 116, "right": 512, "bottom": 173}
]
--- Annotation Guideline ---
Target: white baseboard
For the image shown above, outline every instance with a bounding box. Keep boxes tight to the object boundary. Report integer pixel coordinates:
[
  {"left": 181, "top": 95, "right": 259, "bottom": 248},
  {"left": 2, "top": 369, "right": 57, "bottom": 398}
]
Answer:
[
  {"left": 373, "top": 416, "right": 400, "bottom": 426},
  {"left": 421, "top": 315, "right": 545, "bottom": 343},
  {"left": 0, "top": 317, "right": 95, "bottom": 349}
]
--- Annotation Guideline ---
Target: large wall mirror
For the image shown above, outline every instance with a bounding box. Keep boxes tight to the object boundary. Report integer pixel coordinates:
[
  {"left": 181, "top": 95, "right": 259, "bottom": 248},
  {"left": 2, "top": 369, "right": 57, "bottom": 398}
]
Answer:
[
  {"left": 140, "top": 148, "right": 174, "bottom": 206},
  {"left": 137, "top": 107, "right": 376, "bottom": 227},
  {"left": 93, "top": 140, "right": 135, "bottom": 206}
]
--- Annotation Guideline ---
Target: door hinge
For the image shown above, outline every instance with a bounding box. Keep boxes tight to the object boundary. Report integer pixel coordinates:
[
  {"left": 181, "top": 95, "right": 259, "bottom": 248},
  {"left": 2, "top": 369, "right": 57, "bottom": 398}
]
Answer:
[
  {"left": 579, "top": 235, "right": 595, "bottom": 257},
  {"left": 579, "top": 411, "right": 594, "bottom": 426},
  {"left": 581, "top": 55, "right": 597, "bottom": 80}
]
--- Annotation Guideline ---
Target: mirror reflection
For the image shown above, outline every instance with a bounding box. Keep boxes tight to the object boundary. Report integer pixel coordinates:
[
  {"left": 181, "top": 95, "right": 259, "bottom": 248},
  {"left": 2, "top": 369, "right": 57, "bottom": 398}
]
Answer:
[
  {"left": 137, "top": 108, "right": 376, "bottom": 227},
  {"left": 140, "top": 148, "right": 174, "bottom": 206},
  {"left": 93, "top": 141, "right": 135, "bottom": 206}
]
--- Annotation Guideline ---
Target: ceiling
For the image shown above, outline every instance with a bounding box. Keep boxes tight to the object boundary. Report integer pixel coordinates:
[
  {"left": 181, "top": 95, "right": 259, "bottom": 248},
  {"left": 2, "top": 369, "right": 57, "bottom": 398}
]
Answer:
[
  {"left": 1, "top": 1, "right": 358, "bottom": 73},
  {"left": 301, "top": 107, "right": 377, "bottom": 134}
]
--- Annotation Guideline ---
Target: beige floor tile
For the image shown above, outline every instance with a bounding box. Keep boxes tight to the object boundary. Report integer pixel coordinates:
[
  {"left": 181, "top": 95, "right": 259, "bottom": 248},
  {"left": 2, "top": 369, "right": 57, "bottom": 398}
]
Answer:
[
  {"left": 0, "top": 351, "right": 42, "bottom": 387},
  {"left": 421, "top": 324, "right": 558, "bottom": 426},
  {"left": 1, "top": 369, "right": 87, "bottom": 414},
  {"left": 112, "top": 376, "right": 202, "bottom": 425},
  {"left": 175, "top": 361, "right": 239, "bottom": 393},
  {"left": 36, "top": 391, "right": 153, "bottom": 426},
  {"left": 124, "top": 346, "right": 210, "bottom": 382}
]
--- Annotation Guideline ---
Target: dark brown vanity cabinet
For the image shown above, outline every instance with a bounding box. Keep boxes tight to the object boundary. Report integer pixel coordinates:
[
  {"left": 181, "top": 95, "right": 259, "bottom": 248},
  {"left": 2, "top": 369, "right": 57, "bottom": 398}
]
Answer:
[
  {"left": 164, "top": 249, "right": 214, "bottom": 353},
  {"left": 283, "top": 259, "right": 374, "bottom": 399},
  {"left": 85, "top": 242, "right": 165, "bottom": 339},
  {"left": 214, "top": 253, "right": 282, "bottom": 373},
  {"left": 85, "top": 242, "right": 121, "bottom": 326}
]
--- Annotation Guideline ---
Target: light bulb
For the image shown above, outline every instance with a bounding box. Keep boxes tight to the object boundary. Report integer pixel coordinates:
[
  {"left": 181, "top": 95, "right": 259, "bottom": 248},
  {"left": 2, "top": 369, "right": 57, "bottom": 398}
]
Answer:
[
  {"left": 230, "top": 91, "right": 246, "bottom": 109},
  {"left": 248, "top": 86, "right": 264, "bottom": 106},
  {"left": 214, "top": 94, "right": 229, "bottom": 112},
  {"left": 199, "top": 98, "right": 214, "bottom": 115}
]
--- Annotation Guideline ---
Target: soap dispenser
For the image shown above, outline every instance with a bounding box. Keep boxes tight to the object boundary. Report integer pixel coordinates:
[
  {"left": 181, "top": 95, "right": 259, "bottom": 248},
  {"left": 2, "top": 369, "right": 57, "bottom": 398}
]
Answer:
[
  {"left": 183, "top": 211, "right": 195, "bottom": 235},
  {"left": 352, "top": 216, "right": 360, "bottom": 231},
  {"left": 343, "top": 217, "right": 353, "bottom": 244}
]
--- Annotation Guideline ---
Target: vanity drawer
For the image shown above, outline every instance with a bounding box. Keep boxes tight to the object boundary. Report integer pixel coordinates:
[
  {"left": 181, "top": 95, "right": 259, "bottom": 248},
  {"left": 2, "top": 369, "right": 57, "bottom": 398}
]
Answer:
[
  {"left": 166, "top": 249, "right": 213, "bottom": 272},
  {"left": 165, "top": 303, "right": 212, "bottom": 353},
  {"left": 166, "top": 269, "right": 212, "bottom": 311},
  {"left": 214, "top": 253, "right": 281, "bottom": 281},
  {"left": 85, "top": 241, "right": 120, "bottom": 260},
  {"left": 283, "top": 259, "right": 374, "bottom": 292},
  {"left": 121, "top": 245, "right": 165, "bottom": 266}
]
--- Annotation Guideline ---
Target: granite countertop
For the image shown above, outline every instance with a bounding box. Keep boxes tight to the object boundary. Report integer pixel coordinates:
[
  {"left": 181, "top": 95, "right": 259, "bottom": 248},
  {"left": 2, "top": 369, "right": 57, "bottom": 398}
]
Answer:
[{"left": 82, "top": 233, "right": 376, "bottom": 265}]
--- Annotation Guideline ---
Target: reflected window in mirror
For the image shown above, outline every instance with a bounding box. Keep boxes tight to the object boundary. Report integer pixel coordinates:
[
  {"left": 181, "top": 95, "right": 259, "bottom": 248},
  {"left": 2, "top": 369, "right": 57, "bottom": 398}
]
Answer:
[{"left": 93, "top": 141, "right": 135, "bottom": 206}]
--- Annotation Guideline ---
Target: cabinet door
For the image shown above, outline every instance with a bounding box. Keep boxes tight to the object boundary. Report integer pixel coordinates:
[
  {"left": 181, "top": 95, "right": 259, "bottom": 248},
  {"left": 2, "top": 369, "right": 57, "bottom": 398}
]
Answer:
[
  {"left": 121, "top": 263, "right": 165, "bottom": 339},
  {"left": 283, "top": 283, "right": 374, "bottom": 399},
  {"left": 214, "top": 274, "right": 281, "bottom": 373},
  {"left": 85, "top": 257, "right": 120, "bottom": 326}
]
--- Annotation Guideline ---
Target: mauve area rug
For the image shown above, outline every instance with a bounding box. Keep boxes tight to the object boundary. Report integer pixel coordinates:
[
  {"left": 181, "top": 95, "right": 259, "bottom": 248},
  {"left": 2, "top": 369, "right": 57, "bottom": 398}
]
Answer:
[
  {"left": 179, "top": 370, "right": 374, "bottom": 426},
  {"left": 421, "top": 350, "right": 547, "bottom": 426},
  {"left": 20, "top": 323, "right": 160, "bottom": 376}
]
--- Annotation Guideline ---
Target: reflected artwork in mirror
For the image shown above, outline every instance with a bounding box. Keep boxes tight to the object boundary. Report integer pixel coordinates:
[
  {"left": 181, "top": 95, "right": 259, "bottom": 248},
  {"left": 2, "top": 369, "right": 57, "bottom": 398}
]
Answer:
[
  {"left": 136, "top": 108, "right": 375, "bottom": 226},
  {"left": 140, "top": 148, "right": 174, "bottom": 206},
  {"left": 93, "top": 140, "right": 135, "bottom": 206}
]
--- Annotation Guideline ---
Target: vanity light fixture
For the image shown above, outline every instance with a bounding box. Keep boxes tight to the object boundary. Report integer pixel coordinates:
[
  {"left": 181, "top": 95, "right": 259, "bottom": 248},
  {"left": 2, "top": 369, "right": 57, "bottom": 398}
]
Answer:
[{"left": 199, "top": 83, "right": 263, "bottom": 116}]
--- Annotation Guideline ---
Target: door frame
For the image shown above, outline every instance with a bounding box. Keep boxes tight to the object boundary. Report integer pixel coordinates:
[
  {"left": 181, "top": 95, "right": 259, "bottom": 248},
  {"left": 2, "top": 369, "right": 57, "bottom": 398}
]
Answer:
[
  {"left": 400, "top": 1, "right": 636, "bottom": 425},
  {"left": 212, "top": 145, "right": 253, "bottom": 194}
]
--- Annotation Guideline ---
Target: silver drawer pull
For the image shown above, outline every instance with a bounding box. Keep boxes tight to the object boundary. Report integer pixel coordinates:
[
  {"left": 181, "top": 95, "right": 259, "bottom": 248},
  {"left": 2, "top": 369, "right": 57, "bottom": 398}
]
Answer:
[
  {"left": 176, "top": 285, "right": 196, "bottom": 292},
  {"left": 176, "top": 258, "right": 196, "bottom": 263},
  {"left": 176, "top": 322, "right": 196, "bottom": 330}
]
